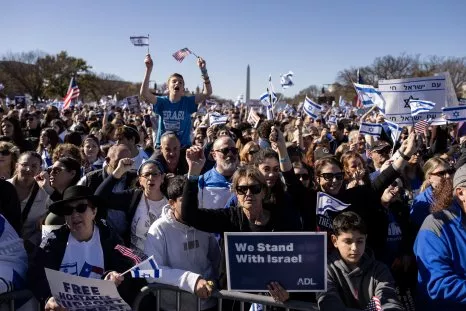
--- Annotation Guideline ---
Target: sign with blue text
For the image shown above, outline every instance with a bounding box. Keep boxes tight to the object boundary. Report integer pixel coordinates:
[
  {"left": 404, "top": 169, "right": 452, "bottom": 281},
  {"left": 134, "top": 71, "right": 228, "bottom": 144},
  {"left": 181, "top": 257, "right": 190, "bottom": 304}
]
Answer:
[{"left": 224, "top": 232, "right": 327, "bottom": 292}]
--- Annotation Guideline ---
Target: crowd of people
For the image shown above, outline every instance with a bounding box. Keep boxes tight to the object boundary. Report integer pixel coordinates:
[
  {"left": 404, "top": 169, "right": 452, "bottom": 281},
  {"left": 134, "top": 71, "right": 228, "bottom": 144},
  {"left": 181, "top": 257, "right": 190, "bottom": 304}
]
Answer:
[{"left": 0, "top": 54, "right": 466, "bottom": 311}]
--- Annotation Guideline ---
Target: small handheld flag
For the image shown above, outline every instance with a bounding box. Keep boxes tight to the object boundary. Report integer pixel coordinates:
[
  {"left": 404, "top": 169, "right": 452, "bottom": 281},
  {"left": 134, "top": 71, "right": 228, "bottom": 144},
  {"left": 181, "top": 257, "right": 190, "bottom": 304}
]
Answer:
[
  {"left": 172, "top": 48, "right": 198, "bottom": 62},
  {"left": 359, "top": 122, "right": 383, "bottom": 137},
  {"left": 442, "top": 106, "right": 466, "bottom": 122},
  {"left": 414, "top": 119, "right": 430, "bottom": 134},
  {"left": 303, "top": 96, "right": 322, "bottom": 119},
  {"left": 209, "top": 112, "right": 228, "bottom": 126},
  {"left": 130, "top": 35, "right": 150, "bottom": 53},
  {"left": 385, "top": 120, "right": 402, "bottom": 145},
  {"left": 353, "top": 83, "right": 385, "bottom": 112},
  {"left": 280, "top": 71, "right": 294, "bottom": 89},
  {"left": 121, "top": 255, "right": 162, "bottom": 279},
  {"left": 408, "top": 99, "right": 436, "bottom": 116},
  {"left": 316, "top": 192, "right": 350, "bottom": 216},
  {"left": 364, "top": 296, "right": 382, "bottom": 311},
  {"left": 130, "top": 269, "right": 161, "bottom": 278}
]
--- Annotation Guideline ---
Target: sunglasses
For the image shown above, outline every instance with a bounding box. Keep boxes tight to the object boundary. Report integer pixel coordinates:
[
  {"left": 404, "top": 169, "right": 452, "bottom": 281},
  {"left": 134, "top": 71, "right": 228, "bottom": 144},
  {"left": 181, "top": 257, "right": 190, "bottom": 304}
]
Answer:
[
  {"left": 0, "top": 149, "right": 11, "bottom": 156},
  {"left": 319, "top": 172, "right": 344, "bottom": 181},
  {"left": 140, "top": 172, "right": 160, "bottom": 178},
  {"left": 296, "top": 173, "right": 310, "bottom": 181},
  {"left": 48, "top": 167, "right": 64, "bottom": 174},
  {"left": 214, "top": 147, "right": 238, "bottom": 156},
  {"left": 430, "top": 168, "right": 455, "bottom": 177},
  {"left": 236, "top": 184, "right": 262, "bottom": 195},
  {"left": 63, "top": 203, "right": 88, "bottom": 216}
]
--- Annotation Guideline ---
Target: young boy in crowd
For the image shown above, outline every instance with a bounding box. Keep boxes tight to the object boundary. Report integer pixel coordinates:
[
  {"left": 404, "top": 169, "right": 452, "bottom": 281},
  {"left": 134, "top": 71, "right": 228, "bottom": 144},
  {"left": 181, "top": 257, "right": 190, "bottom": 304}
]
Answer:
[
  {"left": 144, "top": 175, "right": 220, "bottom": 311},
  {"left": 317, "top": 211, "right": 403, "bottom": 311}
]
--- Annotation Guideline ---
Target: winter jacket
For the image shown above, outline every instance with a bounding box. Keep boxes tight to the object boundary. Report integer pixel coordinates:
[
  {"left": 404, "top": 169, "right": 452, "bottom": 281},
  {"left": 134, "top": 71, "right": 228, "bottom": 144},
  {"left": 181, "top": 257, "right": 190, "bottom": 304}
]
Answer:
[
  {"left": 410, "top": 186, "right": 434, "bottom": 231},
  {"left": 414, "top": 200, "right": 466, "bottom": 310},
  {"left": 317, "top": 249, "right": 403, "bottom": 311},
  {"left": 144, "top": 205, "right": 220, "bottom": 311}
]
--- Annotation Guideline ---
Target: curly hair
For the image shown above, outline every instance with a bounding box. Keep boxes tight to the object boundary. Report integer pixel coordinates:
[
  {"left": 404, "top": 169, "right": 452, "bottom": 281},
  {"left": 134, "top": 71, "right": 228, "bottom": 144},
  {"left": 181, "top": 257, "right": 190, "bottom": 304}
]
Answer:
[{"left": 52, "top": 143, "right": 82, "bottom": 164}]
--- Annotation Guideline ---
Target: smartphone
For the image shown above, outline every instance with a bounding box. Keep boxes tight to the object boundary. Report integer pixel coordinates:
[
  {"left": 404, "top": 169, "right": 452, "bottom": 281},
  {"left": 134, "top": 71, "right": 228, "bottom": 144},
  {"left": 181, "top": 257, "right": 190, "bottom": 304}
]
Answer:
[{"left": 143, "top": 114, "right": 152, "bottom": 128}]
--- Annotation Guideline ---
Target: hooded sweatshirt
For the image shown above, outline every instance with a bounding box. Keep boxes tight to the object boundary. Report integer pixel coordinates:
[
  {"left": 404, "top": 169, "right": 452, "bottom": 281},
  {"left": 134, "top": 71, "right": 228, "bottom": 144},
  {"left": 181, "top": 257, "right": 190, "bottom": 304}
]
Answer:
[
  {"left": 144, "top": 205, "right": 220, "bottom": 311},
  {"left": 317, "top": 249, "right": 403, "bottom": 311}
]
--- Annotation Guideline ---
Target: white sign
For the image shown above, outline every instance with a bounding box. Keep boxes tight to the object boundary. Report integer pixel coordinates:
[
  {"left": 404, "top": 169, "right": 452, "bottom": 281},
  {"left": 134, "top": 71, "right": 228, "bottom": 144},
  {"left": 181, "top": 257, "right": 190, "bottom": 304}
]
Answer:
[
  {"left": 379, "top": 75, "right": 447, "bottom": 125},
  {"left": 45, "top": 268, "right": 131, "bottom": 311}
]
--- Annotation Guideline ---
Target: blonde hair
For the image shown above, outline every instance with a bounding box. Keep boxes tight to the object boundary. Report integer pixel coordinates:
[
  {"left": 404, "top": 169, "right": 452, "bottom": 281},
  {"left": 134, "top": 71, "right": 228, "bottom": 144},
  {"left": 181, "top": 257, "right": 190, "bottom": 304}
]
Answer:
[
  {"left": 239, "top": 141, "right": 259, "bottom": 164},
  {"left": 231, "top": 165, "right": 267, "bottom": 194},
  {"left": 420, "top": 157, "right": 450, "bottom": 192}
]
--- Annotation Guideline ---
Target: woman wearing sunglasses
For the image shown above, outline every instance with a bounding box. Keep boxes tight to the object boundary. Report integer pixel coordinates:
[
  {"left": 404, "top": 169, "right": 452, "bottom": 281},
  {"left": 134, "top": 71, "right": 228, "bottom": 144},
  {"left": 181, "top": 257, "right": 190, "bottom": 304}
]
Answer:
[
  {"left": 239, "top": 141, "right": 259, "bottom": 166},
  {"left": 410, "top": 157, "right": 454, "bottom": 232},
  {"left": 95, "top": 159, "right": 167, "bottom": 255},
  {"left": 0, "top": 141, "right": 20, "bottom": 180},
  {"left": 29, "top": 185, "right": 142, "bottom": 310},
  {"left": 181, "top": 141, "right": 302, "bottom": 304}
]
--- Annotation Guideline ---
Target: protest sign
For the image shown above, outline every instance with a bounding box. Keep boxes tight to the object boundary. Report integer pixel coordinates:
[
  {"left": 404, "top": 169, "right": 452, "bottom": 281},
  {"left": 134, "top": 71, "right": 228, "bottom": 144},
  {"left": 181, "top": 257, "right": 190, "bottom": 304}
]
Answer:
[
  {"left": 45, "top": 268, "right": 131, "bottom": 311},
  {"left": 224, "top": 232, "right": 326, "bottom": 292},
  {"left": 378, "top": 74, "right": 448, "bottom": 125}
]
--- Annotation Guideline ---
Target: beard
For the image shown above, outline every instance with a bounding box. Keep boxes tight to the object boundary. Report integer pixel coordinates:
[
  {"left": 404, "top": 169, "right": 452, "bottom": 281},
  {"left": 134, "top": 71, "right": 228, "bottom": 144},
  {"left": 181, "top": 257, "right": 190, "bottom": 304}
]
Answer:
[{"left": 431, "top": 177, "right": 454, "bottom": 213}]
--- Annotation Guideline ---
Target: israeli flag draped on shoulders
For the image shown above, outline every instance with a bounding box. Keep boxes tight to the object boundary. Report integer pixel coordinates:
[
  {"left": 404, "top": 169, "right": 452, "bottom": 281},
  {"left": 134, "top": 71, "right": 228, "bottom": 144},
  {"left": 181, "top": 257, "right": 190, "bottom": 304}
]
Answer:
[
  {"left": 442, "top": 106, "right": 466, "bottom": 122},
  {"left": 316, "top": 192, "right": 351, "bottom": 216},
  {"left": 129, "top": 255, "right": 162, "bottom": 279},
  {"left": 353, "top": 83, "right": 385, "bottom": 112},
  {"left": 303, "top": 96, "right": 322, "bottom": 119},
  {"left": 280, "top": 71, "right": 294, "bottom": 89},
  {"left": 359, "top": 122, "right": 383, "bottom": 137},
  {"left": 408, "top": 99, "right": 436, "bottom": 116}
]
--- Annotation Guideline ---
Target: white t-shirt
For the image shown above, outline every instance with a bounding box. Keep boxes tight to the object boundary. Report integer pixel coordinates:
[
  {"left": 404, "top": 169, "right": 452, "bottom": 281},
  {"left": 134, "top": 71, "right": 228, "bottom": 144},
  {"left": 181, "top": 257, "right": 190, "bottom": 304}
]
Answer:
[
  {"left": 60, "top": 226, "right": 105, "bottom": 279},
  {"left": 132, "top": 148, "right": 149, "bottom": 170},
  {"left": 130, "top": 196, "right": 167, "bottom": 252}
]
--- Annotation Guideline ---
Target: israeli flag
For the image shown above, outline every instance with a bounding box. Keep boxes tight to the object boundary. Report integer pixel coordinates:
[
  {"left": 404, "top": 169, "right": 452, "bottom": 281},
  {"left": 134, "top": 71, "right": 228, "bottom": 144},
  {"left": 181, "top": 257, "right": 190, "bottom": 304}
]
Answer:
[
  {"left": 303, "top": 96, "right": 322, "bottom": 119},
  {"left": 409, "top": 99, "right": 436, "bottom": 116},
  {"left": 385, "top": 120, "right": 402, "bottom": 144},
  {"left": 234, "top": 94, "right": 244, "bottom": 107},
  {"left": 353, "top": 83, "right": 385, "bottom": 112},
  {"left": 130, "top": 36, "right": 149, "bottom": 46},
  {"left": 442, "top": 106, "right": 466, "bottom": 122},
  {"left": 327, "top": 115, "right": 337, "bottom": 125},
  {"left": 128, "top": 255, "right": 162, "bottom": 279},
  {"left": 280, "top": 71, "right": 294, "bottom": 89},
  {"left": 260, "top": 91, "right": 276, "bottom": 108},
  {"left": 359, "top": 122, "right": 383, "bottom": 137},
  {"left": 316, "top": 192, "right": 351, "bottom": 216},
  {"left": 209, "top": 113, "right": 228, "bottom": 126}
]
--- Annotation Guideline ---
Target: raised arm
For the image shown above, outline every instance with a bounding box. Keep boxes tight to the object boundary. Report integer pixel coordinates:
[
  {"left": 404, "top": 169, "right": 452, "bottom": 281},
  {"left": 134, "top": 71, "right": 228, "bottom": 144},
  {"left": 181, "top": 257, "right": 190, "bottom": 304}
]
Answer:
[
  {"left": 194, "top": 57, "right": 212, "bottom": 104},
  {"left": 140, "top": 54, "right": 157, "bottom": 105},
  {"left": 270, "top": 126, "right": 292, "bottom": 172}
]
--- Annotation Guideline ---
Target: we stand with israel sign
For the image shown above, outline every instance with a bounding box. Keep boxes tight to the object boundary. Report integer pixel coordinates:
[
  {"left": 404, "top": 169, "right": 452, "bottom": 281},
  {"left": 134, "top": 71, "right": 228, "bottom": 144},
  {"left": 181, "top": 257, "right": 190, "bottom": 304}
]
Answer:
[
  {"left": 45, "top": 268, "right": 131, "bottom": 311},
  {"left": 224, "top": 232, "right": 327, "bottom": 292},
  {"left": 378, "top": 74, "right": 447, "bottom": 124}
]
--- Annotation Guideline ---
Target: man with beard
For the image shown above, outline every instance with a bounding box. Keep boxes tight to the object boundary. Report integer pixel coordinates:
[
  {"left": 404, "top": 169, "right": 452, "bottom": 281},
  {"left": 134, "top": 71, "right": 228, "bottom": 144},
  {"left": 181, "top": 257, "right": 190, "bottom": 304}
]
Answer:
[
  {"left": 197, "top": 136, "right": 238, "bottom": 210},
  {"left": 369, "top": 140, "right": 392, "bottom": 180},
  {"left": 413, "top": 164, "right": 466, "bottom": 311},
  {"left": 140, "top": 54, "right": 212, "bottom": 148}
]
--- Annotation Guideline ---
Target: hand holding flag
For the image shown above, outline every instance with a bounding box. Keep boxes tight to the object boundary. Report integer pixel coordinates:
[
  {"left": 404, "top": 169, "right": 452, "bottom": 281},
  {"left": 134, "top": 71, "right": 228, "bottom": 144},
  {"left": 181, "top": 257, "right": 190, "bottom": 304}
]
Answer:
[{"left": 172, "top": 47, "right": 199, "bottom": 62}]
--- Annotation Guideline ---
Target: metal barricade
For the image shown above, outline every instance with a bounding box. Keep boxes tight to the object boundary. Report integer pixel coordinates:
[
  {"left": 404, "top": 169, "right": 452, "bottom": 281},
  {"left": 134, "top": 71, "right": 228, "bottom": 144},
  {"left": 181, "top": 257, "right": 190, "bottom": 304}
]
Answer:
[
  {"left": 132, "top": 283, "right": 319, "bottom": 311},
  {"left": 0, "top": 289, "right": 35, "bottom": 311}
]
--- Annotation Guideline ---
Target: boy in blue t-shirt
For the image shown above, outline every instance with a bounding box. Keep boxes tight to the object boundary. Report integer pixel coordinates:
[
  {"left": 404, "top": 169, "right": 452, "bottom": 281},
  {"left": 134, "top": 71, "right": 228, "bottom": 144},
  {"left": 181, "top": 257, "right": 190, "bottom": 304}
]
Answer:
[{"left": 140, "top": 54, "right": 212, "bottom": 147}]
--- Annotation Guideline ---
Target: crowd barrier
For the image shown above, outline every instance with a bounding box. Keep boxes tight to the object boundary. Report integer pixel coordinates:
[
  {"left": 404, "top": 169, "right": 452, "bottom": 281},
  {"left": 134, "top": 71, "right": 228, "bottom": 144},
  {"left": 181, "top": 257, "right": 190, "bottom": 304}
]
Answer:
[
  {"left": 0, "top": 289, "right": 36, "bottom": 311},
  {"left": 132, "top": 283, "right": 319, "bottom": 311}
]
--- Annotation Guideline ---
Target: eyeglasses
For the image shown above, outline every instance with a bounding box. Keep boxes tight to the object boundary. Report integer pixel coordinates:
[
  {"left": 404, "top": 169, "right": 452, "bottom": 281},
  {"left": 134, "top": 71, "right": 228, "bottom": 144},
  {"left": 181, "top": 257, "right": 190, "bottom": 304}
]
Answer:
[
  {"left": 319, "top": 172, "right": 344, "bottom": 181},
  {"left": 430, "top": 168, "right": 455, "bottom": 177},
  {"left": 236, "top": 184, "right": 262, "bottom": 195},
  {"left": 214, "top": 147, "right": 238, "bottom": 156},
  {"left": 140, "top": 172, "right": 160, "bottom": 178},
  {"left": 63, "top": 204, "right": 88, "bottom": 216},
  {"left": 0, "top": 149, "right": 11, "bottom": 156},
  {"left": 296, "top": 174, "right": 310, "bottom": 181},
  {"left": 248, "top": 149, "right": 259, "bottom": 155}
]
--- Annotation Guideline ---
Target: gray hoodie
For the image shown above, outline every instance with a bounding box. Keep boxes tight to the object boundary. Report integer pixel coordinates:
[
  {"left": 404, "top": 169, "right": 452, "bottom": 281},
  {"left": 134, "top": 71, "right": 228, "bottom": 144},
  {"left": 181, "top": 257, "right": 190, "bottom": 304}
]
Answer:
[
  {"left": 317, "top": 249, "right": 403, "bottom": 311},
  {"left": 144, "top": 205, "right": 220, "bottom": 311}
]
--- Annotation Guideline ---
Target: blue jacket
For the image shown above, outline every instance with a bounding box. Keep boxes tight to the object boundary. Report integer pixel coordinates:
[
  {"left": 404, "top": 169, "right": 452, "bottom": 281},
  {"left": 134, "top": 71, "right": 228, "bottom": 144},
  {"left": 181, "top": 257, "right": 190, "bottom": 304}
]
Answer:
[
  {"left": 198, "top": 167, "right": 233, "bottom": 210},
  {"left": 414, "top": 201, "right": 466, "bottom": 310},
  {"left": 410, "top": 186, "right": 434, "bottom": 229}
]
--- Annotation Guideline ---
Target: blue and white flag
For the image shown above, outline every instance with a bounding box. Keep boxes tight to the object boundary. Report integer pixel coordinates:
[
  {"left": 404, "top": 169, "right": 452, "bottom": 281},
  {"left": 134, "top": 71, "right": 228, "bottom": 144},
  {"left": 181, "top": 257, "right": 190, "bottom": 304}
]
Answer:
[
  {"left": 280, "top": 71, "right": 294, "bottom": 89},
  {"left": 385, "top": 120, "right": 402, "bottom": 144},
  {"left": 316, "top": 192, "right": 351, "bottom": 216},
  {"left": 408, "top": 99, "right": 436, "bottom": 116},
  {"left": 359, "top": 122, "right": 383, "bottom": 137},
  {"left": 249, "top": 303, "right": 263, "bottom": 311},
  {"left": 234, "top": 94, "right": 244, "bottom": 107},
  {"left": 260, "top": 92, "right": 275, "bottom": 108},
  {"left": 353, "top": 83, "right": 385, "bottom": 112},
  {"left": 442, "top": 106, "right": 466, "bottom": 122},
  {"left": 130, "top": 36, "right": 149, "bottom": 46},
  {"left": 127, "top": 255, "right": 162, "bottom": 279},
  {"left": 303, "top": 96, "right": 322, "bottom": 119},
  {"left": 327, "top": 115, "right": 337, "bottom": 125},
  {"left": 209, "top": 112, "right": 228, "bottom": 126}
]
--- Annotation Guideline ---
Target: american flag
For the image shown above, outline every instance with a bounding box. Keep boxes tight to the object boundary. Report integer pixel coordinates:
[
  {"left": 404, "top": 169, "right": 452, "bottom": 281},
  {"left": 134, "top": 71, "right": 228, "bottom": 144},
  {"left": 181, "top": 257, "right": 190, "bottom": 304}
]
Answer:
[
  {"left": 172, "top": 48, "right": 191, "bottom": 62},
  {"left": 63, "top": 77, "right": 80, "bottom": 110},
  {"left": 414, "top": 119, "right": 429, "bottom": 134},
  {"left": 115, "top": 244, "right": 142, "bottom": 264},
  {"left": 364, "top": 296, "right": 382, "bottom": 311}
]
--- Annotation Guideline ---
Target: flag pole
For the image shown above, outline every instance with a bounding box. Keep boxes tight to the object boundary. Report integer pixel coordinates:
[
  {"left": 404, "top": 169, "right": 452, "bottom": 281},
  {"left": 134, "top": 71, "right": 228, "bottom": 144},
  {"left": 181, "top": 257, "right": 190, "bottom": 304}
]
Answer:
[
  {"left": 188, "top": 48, "right": 199, "bottom": 58},
  {"left": 147, "top": 34, "right": 150, "bottom": 54}
]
